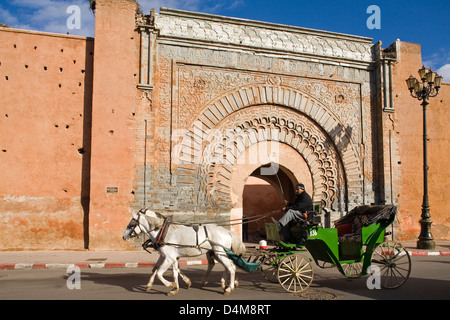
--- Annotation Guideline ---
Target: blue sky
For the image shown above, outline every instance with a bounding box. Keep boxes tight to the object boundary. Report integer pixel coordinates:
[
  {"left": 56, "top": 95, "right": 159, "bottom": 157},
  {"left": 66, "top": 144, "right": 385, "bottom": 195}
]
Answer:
[{"left": 1, "top": 0, "right": 449, "bottom": 80}]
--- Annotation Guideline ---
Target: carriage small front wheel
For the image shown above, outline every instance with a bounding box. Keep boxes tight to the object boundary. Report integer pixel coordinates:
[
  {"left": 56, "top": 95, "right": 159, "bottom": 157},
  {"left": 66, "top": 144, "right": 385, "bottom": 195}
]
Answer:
[
  {"left": 260, "top": 254, "right": 279, "bottom": 283},
  {"left": 277, "top": 253, "right": 314, "bottom": 293}
]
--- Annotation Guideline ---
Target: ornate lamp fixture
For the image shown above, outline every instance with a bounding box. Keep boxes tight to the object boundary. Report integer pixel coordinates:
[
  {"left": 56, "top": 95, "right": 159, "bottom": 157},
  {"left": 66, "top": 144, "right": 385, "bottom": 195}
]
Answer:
[{"left": 405, "top": 66, "right": 442, "bottom": 249}]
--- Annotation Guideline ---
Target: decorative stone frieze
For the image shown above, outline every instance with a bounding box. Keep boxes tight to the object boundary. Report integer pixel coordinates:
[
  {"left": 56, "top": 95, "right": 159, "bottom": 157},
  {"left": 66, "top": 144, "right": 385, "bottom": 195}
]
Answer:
[{"left": 154, "top": 8, "right": 373, "bottom": 65}]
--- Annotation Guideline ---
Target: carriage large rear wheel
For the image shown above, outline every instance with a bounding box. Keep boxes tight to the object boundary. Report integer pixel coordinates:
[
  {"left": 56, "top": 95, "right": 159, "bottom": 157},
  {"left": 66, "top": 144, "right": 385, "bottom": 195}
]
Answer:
[
  {"left": 277, "top": 253, "right": 314, "bottom": 293},
  {"left": 371, "top": 241, "right": 411, "bottom": 289}
]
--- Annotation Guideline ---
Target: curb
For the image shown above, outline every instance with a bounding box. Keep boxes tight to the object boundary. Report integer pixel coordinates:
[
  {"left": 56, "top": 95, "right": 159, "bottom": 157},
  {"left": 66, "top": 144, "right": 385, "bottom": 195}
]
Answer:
[
  {"left": 1, "top": 252, "right": 449, "bottom": 270},
  {"left": 0, "top": 259, "right": 209, "bottom": 271},
  {"left": 408, "top": 251, "right": 450, "bottom": 256}
]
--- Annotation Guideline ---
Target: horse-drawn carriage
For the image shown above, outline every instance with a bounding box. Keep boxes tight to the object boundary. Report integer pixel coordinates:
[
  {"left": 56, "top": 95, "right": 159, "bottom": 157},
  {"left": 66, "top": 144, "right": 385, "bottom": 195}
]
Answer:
[
  {"left": 123, "top": 205, "right": 411, "bottom": 296},
  {"left": 239, "top": 204, "right": 411, "bottom": 293}
]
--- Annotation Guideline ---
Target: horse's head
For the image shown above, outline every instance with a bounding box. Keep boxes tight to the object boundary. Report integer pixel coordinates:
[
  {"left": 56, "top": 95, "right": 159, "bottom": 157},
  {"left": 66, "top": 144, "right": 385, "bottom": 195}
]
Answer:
[
  {"left": 123, "top": 212, "right": 141, "bottom": 241},
  {"left": 122, "top": 209, "right": 164, "bottom": 241}
]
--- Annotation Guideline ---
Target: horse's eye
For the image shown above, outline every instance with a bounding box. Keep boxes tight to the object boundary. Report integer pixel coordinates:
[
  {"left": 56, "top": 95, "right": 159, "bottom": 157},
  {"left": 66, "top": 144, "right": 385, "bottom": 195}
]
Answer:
[{"left": 128, "top": 218, "right": 138, "bottom": 228}]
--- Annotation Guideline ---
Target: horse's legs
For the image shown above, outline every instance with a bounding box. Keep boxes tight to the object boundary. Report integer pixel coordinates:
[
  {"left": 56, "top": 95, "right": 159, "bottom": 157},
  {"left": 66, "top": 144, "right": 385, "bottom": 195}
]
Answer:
[
  {"left": 220, "top": 270, "right": 228, "bottom": 291},
  {"left": 169, "top": 260, "right": 180, "bottom": 296},
  {"left": 213, "top": 251, "right": 237, "bottom": 295},
  {"left": 146, "top": 257, "right": 190, "bottom": 295},
  {"left": 146, "top": 255, "right": 163, "bottom": 292},
  {"left": 200, "top": 250, "right": 215, "bottom": 287},
  {"left": 155, "top": 257, "right": 179, "bottom": 296},
  {"left": 220, "top": 267, "right": 239, "bottom": 290},
  {"left": 174, "top": 260, "right": 191, "bottom": 289},
  {"left": 223, "top": 260, "right": 236, "bottom": 295}
]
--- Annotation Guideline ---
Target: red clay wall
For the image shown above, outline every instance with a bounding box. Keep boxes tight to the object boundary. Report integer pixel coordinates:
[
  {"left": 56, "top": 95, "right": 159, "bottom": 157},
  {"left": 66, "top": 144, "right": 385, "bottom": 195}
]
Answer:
[
  {"left": 0, "top": 28, "right": 93, "bottom": 249},
  {"left": 1, "top": 7, "right": 448, "bottom": 252},
  {"left": 393, "top": 41, "right": 450, "bottom": 241},
  {"left": 88, "top": 0, "right": 139, "bottom": 249}
]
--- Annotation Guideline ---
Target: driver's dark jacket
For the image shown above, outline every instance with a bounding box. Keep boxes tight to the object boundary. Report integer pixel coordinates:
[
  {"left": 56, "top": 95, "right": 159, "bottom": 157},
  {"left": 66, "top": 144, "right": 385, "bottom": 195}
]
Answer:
[{"left": 286, "top": 191, "right": 313, "bottom": 213}]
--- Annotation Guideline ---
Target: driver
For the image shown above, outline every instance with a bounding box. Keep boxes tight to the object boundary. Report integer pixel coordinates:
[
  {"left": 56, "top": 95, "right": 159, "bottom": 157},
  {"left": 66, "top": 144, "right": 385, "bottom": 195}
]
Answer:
[{"left": 278, "top": 183, "right": 313, "bottom": 243}]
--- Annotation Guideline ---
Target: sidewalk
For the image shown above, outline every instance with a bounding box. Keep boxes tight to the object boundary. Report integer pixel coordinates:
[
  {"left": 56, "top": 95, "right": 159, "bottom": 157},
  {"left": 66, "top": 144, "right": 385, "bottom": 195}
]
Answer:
[
  {"left": 401, "top": 241, "right": 450, "bottom": 256},
  {"left": 0, "top": 248, "right": 208, "bottom": 270},
  {"left": 1, "top": 241, "right": 449, "bottom": 270}
]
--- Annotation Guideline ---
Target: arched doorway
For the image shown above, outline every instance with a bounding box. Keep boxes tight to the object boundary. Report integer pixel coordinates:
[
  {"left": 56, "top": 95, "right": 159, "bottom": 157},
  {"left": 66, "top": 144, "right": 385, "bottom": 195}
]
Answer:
[
  {"left": 242, "top": 162, "right": 303, "bottom": 241},
  {"left": 178, "top": 103, "right": 349, "bottom": 215},
  {"left": 230, "top": 142, "right": 314, "bottom": 238},
  {"left": 174, "top": 89, "right": 355, "bottom": 235},
  {"left": 242, "top": 176, "right": 281, "bottom": 241}
]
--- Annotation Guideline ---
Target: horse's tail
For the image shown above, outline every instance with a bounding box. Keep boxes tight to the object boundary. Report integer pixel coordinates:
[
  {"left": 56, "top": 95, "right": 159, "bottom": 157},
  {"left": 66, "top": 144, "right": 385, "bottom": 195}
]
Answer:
[{"left": 229, "top": 230, "right": 246, "bottom": 255}]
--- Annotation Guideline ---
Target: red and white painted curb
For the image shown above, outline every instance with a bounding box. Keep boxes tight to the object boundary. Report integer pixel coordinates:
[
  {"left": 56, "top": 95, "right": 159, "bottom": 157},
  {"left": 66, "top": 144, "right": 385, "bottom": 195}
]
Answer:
[
  {"left": 0, "top": 259, "right": 209, "bottom": 270},
  {"left": 408, "top": 251, "right": 450, "bottom": 256},
  {"left": 1, "top": 251, "right": 449, "bottom": 270}
]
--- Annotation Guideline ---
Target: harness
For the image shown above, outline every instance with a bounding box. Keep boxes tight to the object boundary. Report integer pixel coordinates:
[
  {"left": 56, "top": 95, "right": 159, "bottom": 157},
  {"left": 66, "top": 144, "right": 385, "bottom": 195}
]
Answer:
[
  {"left": 156, "top": 215, "right": 172, "bottom": 245},
  {"left": 141, "top": 215, "right": 173, "bottom": 253},
  {"left": 130, "top": 208, "right": 282, "bottom": 253},
  {"left": 132, "top": 212, "right": 211, "bottom": 253},
  {"left": 159, "top": 223, "right": 211, "bottom": 252}
]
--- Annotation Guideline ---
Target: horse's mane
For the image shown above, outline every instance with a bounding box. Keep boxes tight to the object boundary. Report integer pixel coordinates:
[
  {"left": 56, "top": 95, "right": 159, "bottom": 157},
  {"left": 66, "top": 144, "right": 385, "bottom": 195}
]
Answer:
[{"left": 143, "top": 212, "right": 164, "bottom": 230}]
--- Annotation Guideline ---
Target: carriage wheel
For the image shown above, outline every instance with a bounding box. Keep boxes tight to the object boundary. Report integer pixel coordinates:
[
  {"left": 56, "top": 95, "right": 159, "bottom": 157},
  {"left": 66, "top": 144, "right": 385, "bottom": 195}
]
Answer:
[
  {"left": 342, "top": 262, "right": 363, "bottom": 278},
  {"left": 260, "top": 254, "right": 279, "bottom": 283},
  {"left": 277, "top": 254, "right": 314, "bottom": 293},
  {"left": 371, "top": 241, "right": 411, "bottom": 289}
]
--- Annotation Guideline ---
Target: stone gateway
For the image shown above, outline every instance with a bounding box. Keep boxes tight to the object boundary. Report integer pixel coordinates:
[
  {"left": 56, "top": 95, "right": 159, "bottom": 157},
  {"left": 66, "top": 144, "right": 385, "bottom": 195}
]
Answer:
[{"left": 0, "top": 0, "right": 448, "bottom": 250}]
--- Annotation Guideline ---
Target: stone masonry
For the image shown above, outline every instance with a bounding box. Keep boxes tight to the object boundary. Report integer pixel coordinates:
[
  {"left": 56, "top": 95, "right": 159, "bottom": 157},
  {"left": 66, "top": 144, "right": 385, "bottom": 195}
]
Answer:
[{"left": 132, "top": 8, "right": 375, "bottom": 230}]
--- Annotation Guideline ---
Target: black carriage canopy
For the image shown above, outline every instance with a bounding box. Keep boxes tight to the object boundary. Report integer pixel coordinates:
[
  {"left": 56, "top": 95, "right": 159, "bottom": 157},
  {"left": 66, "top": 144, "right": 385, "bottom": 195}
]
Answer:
[{"left": 334, "top": 205, "right": 397, "bottom": 227}]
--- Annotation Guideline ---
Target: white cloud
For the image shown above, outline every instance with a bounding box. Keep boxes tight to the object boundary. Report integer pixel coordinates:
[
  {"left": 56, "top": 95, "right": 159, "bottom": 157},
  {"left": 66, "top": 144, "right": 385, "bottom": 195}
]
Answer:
[
  {"left": 436, "top": 64, "right": 450, "bottom": 83},
  {"left": 138, "top": 0, "right": 244, "bottom": 14},
  {"left": 0, "top": 4, "right": 19, "bottom": 26},
  {"left": 3, "top": 0, "right": 94, "bottom": 37},
  {"left": 422, "top": 46, "right": 450, "bottom": 83},
  {"left": 2, "top": 0, "right": 244, "bottom": 37}
]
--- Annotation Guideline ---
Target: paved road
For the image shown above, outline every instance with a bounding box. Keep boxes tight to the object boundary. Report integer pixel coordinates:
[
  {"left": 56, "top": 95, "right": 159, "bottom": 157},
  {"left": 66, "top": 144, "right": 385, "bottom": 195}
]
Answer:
[{"left": 1, "top": 256, "right": 449, "bottom": 301}]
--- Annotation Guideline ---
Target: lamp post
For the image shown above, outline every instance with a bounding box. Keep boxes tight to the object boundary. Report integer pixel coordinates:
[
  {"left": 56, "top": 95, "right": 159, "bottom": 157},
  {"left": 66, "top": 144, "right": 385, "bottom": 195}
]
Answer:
[{"left": 405, "top": 66, "right": 442, "bottom": 250}]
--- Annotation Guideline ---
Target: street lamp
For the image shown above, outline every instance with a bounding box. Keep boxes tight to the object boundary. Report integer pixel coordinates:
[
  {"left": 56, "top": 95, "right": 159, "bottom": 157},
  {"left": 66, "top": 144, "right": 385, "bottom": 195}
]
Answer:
[{"left": 405, "top": 66, "right": 442, "bottom": 249}]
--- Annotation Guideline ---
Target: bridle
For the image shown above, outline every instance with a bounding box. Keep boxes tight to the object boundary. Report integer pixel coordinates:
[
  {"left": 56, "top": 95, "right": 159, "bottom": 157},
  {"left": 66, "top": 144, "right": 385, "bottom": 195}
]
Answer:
[
  {"left": 126, "top": 208, "right": 148, "bottom": 238},
  {"left": 125, "top": 209, "right": 161, "bottom": 253},
  {"left": 126, "top": 217, "right": 141, "bottom": 238}
]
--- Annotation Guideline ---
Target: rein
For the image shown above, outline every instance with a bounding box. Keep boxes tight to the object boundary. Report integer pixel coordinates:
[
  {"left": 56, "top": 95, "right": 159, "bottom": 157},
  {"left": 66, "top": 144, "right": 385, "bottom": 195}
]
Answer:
[
  {"left": 168, "top": 208, "right": 282, "bottom": 227},
  {"left": 130, "top": 208, "right": 282, "bottom": 252}
]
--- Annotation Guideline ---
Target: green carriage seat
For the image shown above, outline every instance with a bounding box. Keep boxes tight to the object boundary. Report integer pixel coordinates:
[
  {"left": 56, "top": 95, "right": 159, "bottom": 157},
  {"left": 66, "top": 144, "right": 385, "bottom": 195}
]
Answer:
[
  {"left": 337, "top": 213, "right": 370, "bottom": 243},
  {"left": 334, "top": 205, "right": 396, "bottom": 259}
]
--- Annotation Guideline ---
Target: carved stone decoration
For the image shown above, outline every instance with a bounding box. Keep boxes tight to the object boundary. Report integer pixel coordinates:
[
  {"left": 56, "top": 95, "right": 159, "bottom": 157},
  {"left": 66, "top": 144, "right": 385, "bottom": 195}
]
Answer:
[
  {"left": 173, "top": 95, "right": 363, "bottom": 212},
  {"left": 175, "top": 64, "right": 364, "bottom": 147},
  {"left": 155, "top": 8, "right": 372, "bottom": 63},
  {"left": 202, "top": 105, "right": 345, "bottom": 210}
]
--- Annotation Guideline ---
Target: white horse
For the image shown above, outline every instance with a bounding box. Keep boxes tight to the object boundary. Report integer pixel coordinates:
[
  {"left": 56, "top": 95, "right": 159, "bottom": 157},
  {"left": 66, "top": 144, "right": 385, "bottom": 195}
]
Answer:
[{"left": 122, "top": 209, "right": 246, "bottom": 296}]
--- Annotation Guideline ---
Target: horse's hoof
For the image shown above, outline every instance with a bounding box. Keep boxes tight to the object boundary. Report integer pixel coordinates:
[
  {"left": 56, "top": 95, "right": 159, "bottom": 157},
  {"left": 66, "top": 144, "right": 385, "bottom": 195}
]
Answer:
[
  {"left": 186, "top": 280, "right": 192, "bottom": 289},
  {"left": 167, "top": 289, "right": 179, "bottom": 296},
  {"left": 223, "top": 289, "right": 231, "bottom": 296},
  {"left": 200, "top": 281, "right": 207, "bottom": 287},
  {"left": 146, "top": 286, "right": 152, "bottom": 293},
  {"left": 234, "top": 280, "right": 239, "bottom": 287}
]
